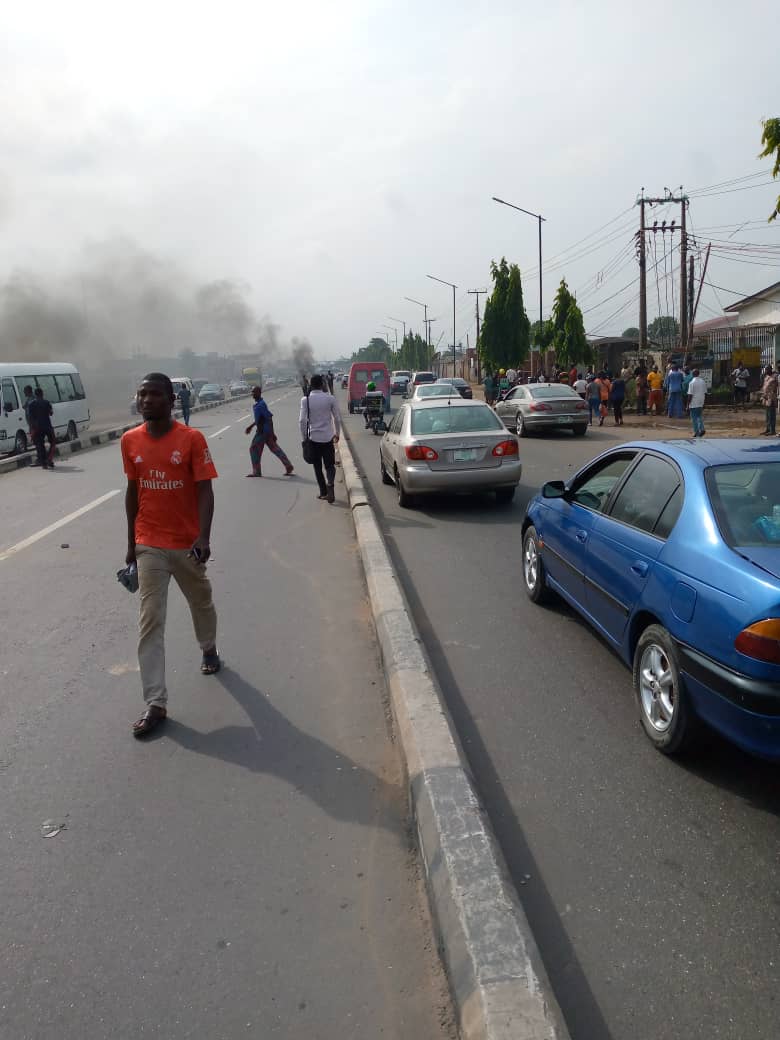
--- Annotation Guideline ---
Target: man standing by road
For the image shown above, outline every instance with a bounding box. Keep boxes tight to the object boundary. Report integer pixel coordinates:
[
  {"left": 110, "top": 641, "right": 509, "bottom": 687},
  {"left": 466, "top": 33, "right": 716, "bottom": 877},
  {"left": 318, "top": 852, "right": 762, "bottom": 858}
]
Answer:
[
  {"left": 300, "top": 373, "right": 340, "bottom": 502},
  {"left": 732, "top": 362, "right": 750, "bottom": 411},
  {"left": 647, "top": 365, "right": 664, "bottom": 415},
  {"left": 28, "top": 387, "right": 56, "bottom": 468},
  {"left": 121, "top": 372, "right": 220, "bottom": 738},
  {"left": 664, "top": 363, "right": 684, "bottom": 418},
  {"left": 244, "top": 385, "right": 294, "bottom": 478},
  {"left": 760, "top": 365, "right": 778, "bottom": 436},
  {"left": 687, "top": 369, "right": 707, "bottom": 437},
  {"left": 178, "top": 383, "right": 192, "bottom": 426}
]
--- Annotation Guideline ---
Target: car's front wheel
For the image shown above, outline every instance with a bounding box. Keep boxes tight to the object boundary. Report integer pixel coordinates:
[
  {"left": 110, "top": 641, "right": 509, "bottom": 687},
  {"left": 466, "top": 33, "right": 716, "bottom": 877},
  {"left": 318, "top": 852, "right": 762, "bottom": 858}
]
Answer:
[
  {"left": 632, "top": 625, "right": 696, "bottom": 754},
  {"left": 522, "top": 525, "right": 550, "bottom": 604},
  {"left": 516, "top": 413, "right": 527, "bottom": 437}
]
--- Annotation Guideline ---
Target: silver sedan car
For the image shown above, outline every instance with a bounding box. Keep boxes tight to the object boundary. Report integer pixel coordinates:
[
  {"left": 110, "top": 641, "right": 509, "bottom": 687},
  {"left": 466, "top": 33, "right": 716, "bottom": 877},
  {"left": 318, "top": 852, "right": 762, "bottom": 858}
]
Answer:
[
  {"left": 495, "top": 382, "right": 588, "bottom": 436},
  {"left": 379, "top": 398, "right": 522, "bottom": 507},
  {"left": 408, "top": 383, "right": 462, "bottom": 401}
]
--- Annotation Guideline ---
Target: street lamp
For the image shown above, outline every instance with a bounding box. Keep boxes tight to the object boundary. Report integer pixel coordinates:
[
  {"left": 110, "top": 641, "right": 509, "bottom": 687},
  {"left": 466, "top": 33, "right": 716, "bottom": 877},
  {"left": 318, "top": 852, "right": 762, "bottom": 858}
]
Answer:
[
  {"left": 404, "top": 296, "right": 429, "bottom": 347},
  {"left": 427, "top": 274, "right": 457, "bottom": 377},
  {"left": 492, "top": 196, "right": 546, "bottom": 359},
  {"left": 387, "top": 316, "right": 406, "bottom": 353},
  {"left": 380, "top": 325, "right": 398, "bottom": 359}
]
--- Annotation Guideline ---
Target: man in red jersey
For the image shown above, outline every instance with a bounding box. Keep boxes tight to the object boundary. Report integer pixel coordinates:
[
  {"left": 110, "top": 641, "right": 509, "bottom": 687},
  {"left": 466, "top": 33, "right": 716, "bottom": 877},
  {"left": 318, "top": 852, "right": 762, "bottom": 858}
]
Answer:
[{"left": 121, "top": 373, "right": 220, "bottom": 738}]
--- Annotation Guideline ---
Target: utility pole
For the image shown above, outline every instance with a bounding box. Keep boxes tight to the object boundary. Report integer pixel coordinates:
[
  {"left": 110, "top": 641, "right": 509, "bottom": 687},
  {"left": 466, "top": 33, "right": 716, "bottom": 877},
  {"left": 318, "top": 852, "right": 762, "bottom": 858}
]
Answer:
[
  {"left": 679, "top": 194, "right": 687, "bottom": 351},
  {"left": 687, "top": 255, "right": 695, "bottom": 349},
  {"left": 468, "top": 288, "right": 487, "bottom": 382},
  {"left": 638, "top": 190, "right": 647, "bottom": 353},
  {"left": 637, "top": 187, "right": 688, "bottom": 356}
]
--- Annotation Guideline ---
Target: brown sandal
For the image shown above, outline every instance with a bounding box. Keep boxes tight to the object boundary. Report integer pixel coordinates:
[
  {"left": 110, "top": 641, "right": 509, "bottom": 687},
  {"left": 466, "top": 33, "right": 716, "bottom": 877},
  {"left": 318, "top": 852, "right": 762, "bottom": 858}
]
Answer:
[{"left": 132, "top": 705, "right": 167, "bottom": 738}]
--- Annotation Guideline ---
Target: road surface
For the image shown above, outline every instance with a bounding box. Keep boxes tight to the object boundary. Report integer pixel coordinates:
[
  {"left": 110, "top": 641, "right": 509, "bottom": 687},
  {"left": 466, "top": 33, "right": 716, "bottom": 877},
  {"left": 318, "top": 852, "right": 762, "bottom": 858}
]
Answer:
[
  {"left": 0, "top": 392, "right": 454, "bottom": 1040},
  {"left": 344, "top": 390, "right": 780, "bottom": 1040}
]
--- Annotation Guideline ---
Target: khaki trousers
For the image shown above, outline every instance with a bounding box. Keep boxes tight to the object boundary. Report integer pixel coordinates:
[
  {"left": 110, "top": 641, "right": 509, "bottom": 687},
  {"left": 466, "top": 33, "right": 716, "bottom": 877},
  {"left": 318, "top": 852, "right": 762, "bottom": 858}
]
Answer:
[{"left": 136, "top": 545, "right": 218, "bottom": 708}]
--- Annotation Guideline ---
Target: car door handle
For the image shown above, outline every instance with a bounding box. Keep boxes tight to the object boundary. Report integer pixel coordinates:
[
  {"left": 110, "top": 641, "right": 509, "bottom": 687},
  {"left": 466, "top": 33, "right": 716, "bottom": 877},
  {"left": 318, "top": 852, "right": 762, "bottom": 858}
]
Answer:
[
  {"left": 631, "top": 561, "right": 649, "bottom": 577},
  {"left": 575, "top": 530, "right": 588, "bottom": 543}
]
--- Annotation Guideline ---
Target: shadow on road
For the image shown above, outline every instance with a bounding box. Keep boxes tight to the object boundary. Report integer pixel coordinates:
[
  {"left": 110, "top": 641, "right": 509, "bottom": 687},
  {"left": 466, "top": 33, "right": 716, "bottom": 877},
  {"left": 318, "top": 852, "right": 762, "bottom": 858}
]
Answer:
[{"left": 162, "top": 666, "right": 401, "bottom": 833}]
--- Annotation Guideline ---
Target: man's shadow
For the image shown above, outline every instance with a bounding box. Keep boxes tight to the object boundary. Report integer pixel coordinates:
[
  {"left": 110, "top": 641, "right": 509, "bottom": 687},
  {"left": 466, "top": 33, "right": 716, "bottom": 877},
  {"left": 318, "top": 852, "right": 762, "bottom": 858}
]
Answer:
[{"left": 163, "top": 666, "right": 400, "bottom": 833}]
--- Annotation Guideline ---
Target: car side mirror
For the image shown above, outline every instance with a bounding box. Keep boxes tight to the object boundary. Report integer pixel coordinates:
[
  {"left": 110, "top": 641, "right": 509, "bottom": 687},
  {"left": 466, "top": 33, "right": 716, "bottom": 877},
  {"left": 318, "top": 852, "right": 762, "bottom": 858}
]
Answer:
[{"left": 542, "top": 480, "right": 566, "bottom": 499}]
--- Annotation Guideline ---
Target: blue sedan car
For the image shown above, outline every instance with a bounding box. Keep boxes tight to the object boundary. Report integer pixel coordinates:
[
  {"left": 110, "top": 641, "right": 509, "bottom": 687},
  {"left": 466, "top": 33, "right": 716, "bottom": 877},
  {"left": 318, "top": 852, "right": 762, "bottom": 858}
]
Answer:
[{"left": 522, "top": 439, "right": 780, "bottom": 760}]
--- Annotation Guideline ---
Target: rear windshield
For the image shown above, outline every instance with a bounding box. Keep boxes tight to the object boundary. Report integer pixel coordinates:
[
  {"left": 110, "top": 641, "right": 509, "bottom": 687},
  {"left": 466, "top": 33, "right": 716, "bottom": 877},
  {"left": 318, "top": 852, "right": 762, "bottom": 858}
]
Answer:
[
  {"left": 411, "top": 405, "right": 504, "bottom": 435},
  {"left": 706, "top": 463, "right": 780, "bottom": 546},
  {"left": 417, "top": 385, "right": 455, "bottom": 397},
  {"left": 414, "top": 373, "right": 436, "bottom": 383},
  {"left": 529, "top": 385, "right": 580, "bottom": 399},
  {"left": 354, "top": 369, "right": 387, "bottom": 383}
]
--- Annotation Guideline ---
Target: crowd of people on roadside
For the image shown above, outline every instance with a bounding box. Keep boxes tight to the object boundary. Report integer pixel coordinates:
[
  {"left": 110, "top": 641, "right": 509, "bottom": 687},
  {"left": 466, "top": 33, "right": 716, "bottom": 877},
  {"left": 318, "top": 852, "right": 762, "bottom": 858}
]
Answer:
[{"left": 482, "top": 359, "right": 713, "bottom": 436}]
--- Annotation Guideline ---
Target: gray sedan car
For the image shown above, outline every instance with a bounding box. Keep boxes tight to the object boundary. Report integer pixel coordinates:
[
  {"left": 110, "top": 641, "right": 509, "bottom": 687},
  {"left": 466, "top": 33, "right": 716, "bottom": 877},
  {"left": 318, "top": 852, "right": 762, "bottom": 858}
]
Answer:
[
  {"left": 379, "top": 398, "right": 522, "bottom": 507},
  {"left": 495, "top": 382, "right": 588, "bottom": 436}
]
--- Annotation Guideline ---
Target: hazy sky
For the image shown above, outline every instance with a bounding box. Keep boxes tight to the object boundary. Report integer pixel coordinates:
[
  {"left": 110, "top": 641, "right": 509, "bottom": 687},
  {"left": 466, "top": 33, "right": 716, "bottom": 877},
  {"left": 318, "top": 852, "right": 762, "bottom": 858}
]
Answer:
[{"left": 1, "top": 0, "right": 778, "bottom": 359}]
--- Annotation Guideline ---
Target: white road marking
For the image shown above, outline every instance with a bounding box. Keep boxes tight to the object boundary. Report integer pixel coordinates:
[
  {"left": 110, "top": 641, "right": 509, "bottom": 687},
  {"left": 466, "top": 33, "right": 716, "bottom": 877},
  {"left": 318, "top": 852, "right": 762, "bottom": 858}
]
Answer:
[
  {"left": 236, "top": 414, "right": 251, "bottom": 422},
  {"left": 209, "top": 426, "right": 231, "bottom": 438},
  {"left": 0, "top": 490, "right": 121, "bottom": 563}
]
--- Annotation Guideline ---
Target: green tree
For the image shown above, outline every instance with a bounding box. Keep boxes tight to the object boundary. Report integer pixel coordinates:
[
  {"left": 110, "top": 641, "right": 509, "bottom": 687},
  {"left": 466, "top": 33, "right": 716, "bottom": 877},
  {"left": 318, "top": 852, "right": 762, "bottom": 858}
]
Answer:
[
  {"left": 398, "top": 331, "right": 431, "bottom": 371},
  {"left": 350, "top": 337, "right": 394, "bottom": 366},
  {"left": 478, "top": 258, "right": 530, "bottom": 371},
  {"left": 550, "top": 279, "right": 591, "bottom": 367},
  {"left": 759, "top": 117, "right": 780, "bottom": 222},
  {"left": 647, "top": 315, "right": 679, "bottom": 345},
  {"left": 622, "top": 327, "right": 641, "bottom": 339}
]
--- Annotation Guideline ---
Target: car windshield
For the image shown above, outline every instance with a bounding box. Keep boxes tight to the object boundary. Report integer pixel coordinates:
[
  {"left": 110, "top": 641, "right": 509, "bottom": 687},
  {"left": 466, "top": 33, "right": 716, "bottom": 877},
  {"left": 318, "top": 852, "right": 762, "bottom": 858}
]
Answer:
[
  {"left": 416, "top": 385, "right": 456, "bottom": 397},
  {"left": 707, "top": 463, "right": 780, "bottom": 547},
  {"left": 529, "top": 385, "right": 580, "bottom": 399},
  {"left": 202, "top": 384, "right": 219, "bottom": 391},
  {"left": 415, "top": 373, "right": 435, "bottom": 383},
  {"left": 410, "top": 405, "right": 504, "bottom": 435}
]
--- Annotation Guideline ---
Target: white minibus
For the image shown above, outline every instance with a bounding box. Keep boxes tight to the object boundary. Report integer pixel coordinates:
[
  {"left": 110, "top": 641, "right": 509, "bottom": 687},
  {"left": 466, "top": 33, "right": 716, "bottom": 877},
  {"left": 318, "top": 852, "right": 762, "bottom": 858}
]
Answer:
[{"left": 0, "top": 362, "right": 90, "bottom": 455}]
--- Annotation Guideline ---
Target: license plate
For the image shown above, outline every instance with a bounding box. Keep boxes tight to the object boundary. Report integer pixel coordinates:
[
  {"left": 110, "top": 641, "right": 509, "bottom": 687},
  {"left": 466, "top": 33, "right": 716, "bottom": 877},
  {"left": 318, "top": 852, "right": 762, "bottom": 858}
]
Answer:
[
  {"left": 453, "top": 449, "right": 477, "bottom": 462},
  {"left": 557, "top": 415, "right": 569, "bottom": 423}
]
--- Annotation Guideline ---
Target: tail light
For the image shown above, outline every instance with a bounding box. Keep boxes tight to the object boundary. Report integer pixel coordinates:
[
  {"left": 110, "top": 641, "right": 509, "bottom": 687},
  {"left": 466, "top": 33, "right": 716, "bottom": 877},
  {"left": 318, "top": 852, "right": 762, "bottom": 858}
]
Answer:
[
  {"left": 492, "top": 440, "right": 519, "bottom": 457},
  {"left": 529, "top": 402, "right": 552, "bottom": 412},
  {"left": 575, "top": 401, "right": 587, "bottom": 410},
  {"left": 405, "top": 444, "right": 439, "bottom": 461},
  {"left": 735, "top": 619, "right": 780, "bottom": 664}
]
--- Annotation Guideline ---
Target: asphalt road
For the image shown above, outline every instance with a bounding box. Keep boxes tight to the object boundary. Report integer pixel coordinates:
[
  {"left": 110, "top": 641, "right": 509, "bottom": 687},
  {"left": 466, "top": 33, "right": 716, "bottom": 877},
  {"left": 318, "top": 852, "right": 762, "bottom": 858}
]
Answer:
[
  {"left": 0, "top": 393, "right": 454, "bottom": 1040},
  {"left": 344, "top": 391, "right": 780, "bottom": 1040}
]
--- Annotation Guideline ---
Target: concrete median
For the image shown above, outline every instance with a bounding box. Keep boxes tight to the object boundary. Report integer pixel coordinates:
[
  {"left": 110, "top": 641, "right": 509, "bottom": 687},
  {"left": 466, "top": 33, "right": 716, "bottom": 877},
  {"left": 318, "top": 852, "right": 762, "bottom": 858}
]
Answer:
[{"left": 338, "top": 421, "right": 569, "bottom": 1040}]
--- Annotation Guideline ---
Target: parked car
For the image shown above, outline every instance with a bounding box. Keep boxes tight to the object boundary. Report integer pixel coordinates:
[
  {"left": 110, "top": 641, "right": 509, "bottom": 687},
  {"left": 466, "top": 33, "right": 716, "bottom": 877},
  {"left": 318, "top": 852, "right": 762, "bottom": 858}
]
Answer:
[
  {"left": 379, "top": 398, "right": 521, "bottom": 508},
  {"left": 522, "top": 439, "right": 780, "bottom": 761},
  {"left": 198, "top": 383, "right": 225, "bottom": 402},
  {"left": 435, "top": 377, "right": 473, "bottom": 399},
  {"left": 496, "top": 382, "right": 588, "bottom": 436},
  {"left": 192, "top": 379, "right": 210, "bottom": 397},
  {"left": 229, "top": 381, "right": 250, "bottom": 397},
  {"left": 405, "top": 371, "right": 437, "bottom": 397},
  {"left": 497, "top": 382, "right": 590, "bottom": 434},
  {"left": 391, "top": 370, "right": 412, "bottom": 394}
]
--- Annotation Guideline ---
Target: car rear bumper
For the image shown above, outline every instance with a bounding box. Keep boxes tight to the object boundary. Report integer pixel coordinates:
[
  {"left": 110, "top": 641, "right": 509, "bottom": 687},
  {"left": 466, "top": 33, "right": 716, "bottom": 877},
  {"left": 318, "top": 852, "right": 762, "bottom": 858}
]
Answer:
[
  {"left": 524, "top": 413, "right": 587, "bottom": 429},
  {"left": 679, "top": 644, "right": 780, "bottom": 759},
  {"left": 400, "top": 459, "right": 522, "bottom": 492}
]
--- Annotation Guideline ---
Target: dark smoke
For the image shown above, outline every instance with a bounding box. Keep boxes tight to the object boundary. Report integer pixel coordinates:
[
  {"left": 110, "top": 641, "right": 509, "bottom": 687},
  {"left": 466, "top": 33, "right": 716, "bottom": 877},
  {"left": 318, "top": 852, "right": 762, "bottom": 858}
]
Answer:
[{"left": 0, "top": 237, "right": 311, "bottom": 371}]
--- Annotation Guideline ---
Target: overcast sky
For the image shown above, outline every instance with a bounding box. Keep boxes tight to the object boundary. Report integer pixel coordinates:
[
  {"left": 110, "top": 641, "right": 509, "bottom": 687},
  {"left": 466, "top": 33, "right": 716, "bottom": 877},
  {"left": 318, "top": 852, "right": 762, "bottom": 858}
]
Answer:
[{"left": 1, "top": 0, "right": 778, "bottom": 360}]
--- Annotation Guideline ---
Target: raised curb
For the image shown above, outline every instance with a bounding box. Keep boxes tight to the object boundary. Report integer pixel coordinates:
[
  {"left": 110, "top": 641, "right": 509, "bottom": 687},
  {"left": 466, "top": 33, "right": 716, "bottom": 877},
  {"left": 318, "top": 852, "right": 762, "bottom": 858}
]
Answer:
[
  {"left": 338, "top": 423, "right": 570, "bottom": 1040},
  {"left": 0, "top": 395, "right": 252, "bottom": 476}
]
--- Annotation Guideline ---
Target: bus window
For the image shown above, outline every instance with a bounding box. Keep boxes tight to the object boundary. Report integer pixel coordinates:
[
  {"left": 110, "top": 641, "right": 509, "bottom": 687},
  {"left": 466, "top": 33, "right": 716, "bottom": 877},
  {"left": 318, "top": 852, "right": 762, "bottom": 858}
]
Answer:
[
  {"left": 2, "top": 379, "right": 18, "bottom": 412},
  {"left": 71, "top": 373, "right": 86, "bottom": 400},
  {"left": 34, "top": 374, "right": 61, "bottom": 401},
  {"left": 55, "top": 374, "right": 76, "bottom": 401}
]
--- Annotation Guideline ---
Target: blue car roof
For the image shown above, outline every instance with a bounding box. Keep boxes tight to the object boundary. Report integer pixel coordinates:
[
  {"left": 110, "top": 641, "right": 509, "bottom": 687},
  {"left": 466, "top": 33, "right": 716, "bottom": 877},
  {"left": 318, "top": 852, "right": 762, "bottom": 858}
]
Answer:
[{"left": 620, "top": 438, "right": 780, "bottom": 470}]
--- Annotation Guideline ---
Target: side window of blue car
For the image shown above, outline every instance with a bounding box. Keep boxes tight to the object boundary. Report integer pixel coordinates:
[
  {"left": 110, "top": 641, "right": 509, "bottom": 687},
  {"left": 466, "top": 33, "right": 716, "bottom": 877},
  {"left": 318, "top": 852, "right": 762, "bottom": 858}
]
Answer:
[
  {"left": 572, "top": 454, "right": 636, "bottom": 512},
  {"left": 609, "top": 454, "right": 682, "bottom": 536}
]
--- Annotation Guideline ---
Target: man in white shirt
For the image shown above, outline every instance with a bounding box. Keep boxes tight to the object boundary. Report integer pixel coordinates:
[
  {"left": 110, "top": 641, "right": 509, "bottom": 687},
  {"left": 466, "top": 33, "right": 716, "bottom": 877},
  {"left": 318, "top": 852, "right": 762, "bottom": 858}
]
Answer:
[
  {"left": 506, "top": 367, "right": 518, "bottom": 386},
  {"left": 687, "top": 369, "right": 707, "bottom": 437},
  {"left": 299, "top": 374, "right": 341, "bottom": 502},
  {"left": 573, "top": 375, "right": 588, "bottom": 399}
]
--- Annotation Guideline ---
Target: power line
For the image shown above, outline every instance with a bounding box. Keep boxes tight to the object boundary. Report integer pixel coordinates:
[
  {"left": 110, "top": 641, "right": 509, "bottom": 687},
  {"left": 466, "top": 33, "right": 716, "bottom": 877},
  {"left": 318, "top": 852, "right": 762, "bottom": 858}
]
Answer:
[{"left": 687, "top": 168, "right": 774, "bottom": 194}]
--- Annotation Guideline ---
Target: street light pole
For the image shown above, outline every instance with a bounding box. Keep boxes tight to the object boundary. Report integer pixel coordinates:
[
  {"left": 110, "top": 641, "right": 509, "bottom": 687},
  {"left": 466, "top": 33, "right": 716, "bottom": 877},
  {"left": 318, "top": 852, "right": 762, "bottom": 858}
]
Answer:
[
  {"left": 492, "top": 196, "right": 546, "bottom": 366},
  {"left": 427, "top": 274, "right": 457, "bottom": 377},
  {"left": 404, "top": 297, "right": 428, "bottom": 348}
]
